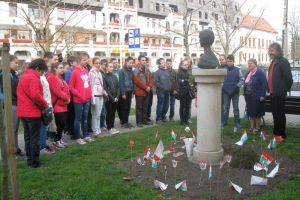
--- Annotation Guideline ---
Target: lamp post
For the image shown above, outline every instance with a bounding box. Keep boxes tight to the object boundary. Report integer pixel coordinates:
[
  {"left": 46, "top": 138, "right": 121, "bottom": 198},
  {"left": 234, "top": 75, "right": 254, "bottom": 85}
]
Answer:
[{"left": 282, "top": 0, "right": 289, "bottom": 58}]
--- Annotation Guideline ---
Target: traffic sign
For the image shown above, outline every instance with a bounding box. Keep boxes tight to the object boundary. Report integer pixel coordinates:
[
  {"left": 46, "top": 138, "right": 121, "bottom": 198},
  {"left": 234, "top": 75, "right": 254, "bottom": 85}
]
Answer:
[{"left": 128, "top": 28, "right": 140, "bottom": 49}]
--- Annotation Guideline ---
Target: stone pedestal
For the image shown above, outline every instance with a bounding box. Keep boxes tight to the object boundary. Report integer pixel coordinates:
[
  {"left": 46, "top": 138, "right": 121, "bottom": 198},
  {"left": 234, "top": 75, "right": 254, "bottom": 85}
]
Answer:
[{"left": 189, "top": 69, "right": 227, "bottom": 165}]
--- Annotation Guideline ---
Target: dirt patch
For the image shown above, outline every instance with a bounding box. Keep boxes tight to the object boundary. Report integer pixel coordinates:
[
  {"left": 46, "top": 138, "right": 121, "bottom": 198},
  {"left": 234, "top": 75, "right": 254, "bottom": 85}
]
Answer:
[{"left": 120, "top": 141, "right": 299, "bottom": 200}]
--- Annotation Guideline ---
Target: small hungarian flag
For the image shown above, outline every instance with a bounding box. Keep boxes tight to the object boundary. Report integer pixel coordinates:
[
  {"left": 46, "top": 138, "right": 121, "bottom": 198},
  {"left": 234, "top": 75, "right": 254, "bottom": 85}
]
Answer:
[
  {"left": 259, "top": 150, "right": 273, "bottom": 167},
  {"left": 225, "top": 154, "right": 233, "bottom": 163},
  {"left": 154, "top": 180, "right": 168, "bottom": 191},
  {"left": 220, "top": 159, "right": 225, "bottom": 169},
  {"left": 267, "top": 164, "right": 279, "bottom": 178},
  {"left": 164, "top": 163, "right": 167, "bottom": 174},
  {"left": 180, "top": 135, "right": 186, "bottom": 140},
  {"left": 130, "top": 140, "right": 134, "bottom": 148},
  {"left": 172, "top": 159, "right": 178, "bottom": 168},
  {"left": 275, "top": 135, "right": 284, "bottom": 143},
  {"left": 260, "top": 129, "right": 268, "bottom": 141},
  {"left": 253, "top": 162, "right": 268, "bottom": 171},
  {"left": 275, "top": 160, "right": 281, "bottom": 165},
  {"left": 172, "top": 129, "right": 177, "bottom": 142},
  {"left": 208, "top": 162, "right": 212, "bottom": 180},
  {"left": 234, "top": 126, "right": 237, "bottom": 132},
  {"left": 137, "top": 157, "right": 141, "bottom": 165},
  {"left": 175, "top": 180, "right": 187, "bottom": 191},
  {"left": 198, "top": 161, "right": 207, "bottom": 171},
  {"left": 235, "top": 130, "right": 248, "bottom": 146},
  {"left": 191, "top": 132, "right": 196, "bottom": 140},
  {"left": 143, "top": 146, "right": 151, "bottom": 161},
  {"left": 155, "top": 131, "right": 158, "bottom": 139},
  {"left": 267, "top": 137, "right": 277, "bottom": 149},
  {"left": 152, "top": 159, "right": 157, "bottom": 168},
  {"left": 154, "top": 139, "right": 164, "bottom": 160},
  {"left": 229, "top": 181, "right": 243, "bottom": 193}
]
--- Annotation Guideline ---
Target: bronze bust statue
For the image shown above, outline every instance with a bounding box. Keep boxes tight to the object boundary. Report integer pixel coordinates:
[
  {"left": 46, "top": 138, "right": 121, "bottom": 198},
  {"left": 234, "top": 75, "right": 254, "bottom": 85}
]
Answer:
[{"left": 197, "top": 29, "right": 219, "bottom": 69}]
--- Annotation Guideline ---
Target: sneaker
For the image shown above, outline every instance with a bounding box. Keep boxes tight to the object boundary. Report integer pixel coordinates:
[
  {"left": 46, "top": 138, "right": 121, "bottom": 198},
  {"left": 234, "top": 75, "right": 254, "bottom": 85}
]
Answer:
[
  {"left": 109, "top": 129, "right": 117, "bottom": 134},
  {"left": 221, "top": 122, "right": 228, "bottom": 126},
  {"left": 147, "top": 118, "right": 152, "bottom": 122},
  {"left": 128, "top": 123, "right": 135, "bottom": 128},
  {"left": 101, "top": 127, "right": 107, "bottom": 131},
  {"left": 188, "top": 119, "right": 192, "bottom": 124},
  {"left": 156, "top": 119, "right": 164, "bottom": 125},
  {"left": 45, "top": 145, "right": 55, "bottom": 154},
  {"left": 123, "top": 123, "right": 130, "bottom": 128},
  {"left": 40, "top": 147, "right": 47, "bottom": 154},
  {"left": 137, "top": 123, "right": 143, "bottom": 127},
  {"left": 84, "top": 137, "right": 95, "bottom": 142},
  {"left": 76, "top": 139, "right": 86, "bottom": 145},
  {"left": 112, "top": 128, "right": 120, "bottom": 134},
  {"left": 53, "top": 141, "right": 65, "bottom": 149},
  {"left": 15, "top": 149, "right": 27, "bottom": 159},
  {"left": 235, "top": 123, "right": 241, "bottom": 128},
  {"left": 60, "top": 139, "right": 68, "bottom": 147},
  {"left": 94, "top": 133, "right": 106, "bottom": 138},
  {"left": 31, "top": 163, "right": 46, "bottom": 168},
  {"left": 169, "top": 117, "right": 174, "bottom": 122},
  {"left": 162, "top": 118, "right": 169, "bottom": 123},
  {"left": 143, "top": 121, "right": 153, "bottom": 125}
]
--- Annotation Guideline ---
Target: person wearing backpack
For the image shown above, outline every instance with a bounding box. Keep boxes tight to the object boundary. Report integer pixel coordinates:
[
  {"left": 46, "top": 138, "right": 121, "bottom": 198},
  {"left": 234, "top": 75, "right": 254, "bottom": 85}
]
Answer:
[{"left": 0, "top": 55, "right": 26, "bottom": 159}]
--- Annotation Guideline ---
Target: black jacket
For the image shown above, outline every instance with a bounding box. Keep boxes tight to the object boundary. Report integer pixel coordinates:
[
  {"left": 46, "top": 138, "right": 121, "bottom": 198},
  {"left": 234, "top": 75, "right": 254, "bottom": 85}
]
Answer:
[
  {"left": 177, "top": 69, "right": 191, "bottom": 91},
  {"left": 168, "top": 68, "right": 179, "bottom": 92},
  {"left": 103, "top": 72, "right": 120, "bottom": 102},
  {"left": 0, "top": 69, "right": 18, "bottom": 106},
  {"left": 267, "top": 57, "right": 293, "bottom": 96}
]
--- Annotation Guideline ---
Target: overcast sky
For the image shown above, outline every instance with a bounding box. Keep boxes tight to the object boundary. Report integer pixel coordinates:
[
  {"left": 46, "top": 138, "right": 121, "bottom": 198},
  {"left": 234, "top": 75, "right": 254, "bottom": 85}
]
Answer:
[{"left": 237, "top": 0, "right": 299, "bottom": 36}]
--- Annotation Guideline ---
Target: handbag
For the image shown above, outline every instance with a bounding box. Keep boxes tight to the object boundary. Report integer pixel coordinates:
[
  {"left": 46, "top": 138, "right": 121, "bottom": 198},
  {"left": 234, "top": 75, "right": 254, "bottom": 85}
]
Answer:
[
  {"left": 189, "top": 89, "right": 195, "bottom": 99},
  {"left": 20, "top": 79, "right": 53, "bottom": 126}
]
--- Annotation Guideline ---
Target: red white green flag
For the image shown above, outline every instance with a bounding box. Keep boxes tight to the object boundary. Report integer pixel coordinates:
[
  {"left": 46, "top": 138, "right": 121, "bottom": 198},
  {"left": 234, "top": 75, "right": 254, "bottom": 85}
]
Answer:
[
  {"left": 208, "top": 162, "right": 212, "bottom": 180},
  {"left": 220, "top": 159, "right": 225, "bottom": 169},
  {"left": 180, "top": 135, "right": 186, "bottom": 140},
  {"left": 164, "top": 163, "right": 167, "bottom": 174},
  {"left": 154, "top": 139, "right": 164, "bottom": 160},
  {"left": 225, "top": 154, "right": 233, "bottom": 163},
  {"left": 175, "top": 180, "right": 187, "bottom": 191},
  {"left": 198, "top": 161, "right": 207, "bottom": 171},
  {"left": 267, "top": 137, "right": 277, "bottom": 149},
  {"left": 235, "top": 129, "right": 248, "bottom": 146},
  {"left": 172, "top": 129, "right": 177, "bottom": 143},
  {"left": 259, "top": 150, "right": 273, "bottom": 167},
  {"left": 155, "top": 131, "right": 158, "bottom": 139},
  {"left": 234, "top": 126, "right": 238, "bottom": 132},
  {"left": 154, "top": 180, "right": 168, "bottom": 191},
  {"left": 191, "top": 132, "right": 196, "bottom": 140},
  {"left": 260, "top": 129, "right": 268, "bottom": 141}
]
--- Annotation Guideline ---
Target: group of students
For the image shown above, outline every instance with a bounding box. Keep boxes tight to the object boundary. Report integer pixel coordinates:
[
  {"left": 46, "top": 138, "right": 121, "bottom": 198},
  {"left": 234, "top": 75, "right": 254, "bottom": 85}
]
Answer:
[{"left": 2, "top": 52, "right": 195, "bottom": 168}]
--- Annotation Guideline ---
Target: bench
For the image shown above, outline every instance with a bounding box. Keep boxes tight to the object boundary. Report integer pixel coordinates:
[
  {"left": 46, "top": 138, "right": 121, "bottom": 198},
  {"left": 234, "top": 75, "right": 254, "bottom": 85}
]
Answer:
[{"left": 265, "top": 95, "right": 300, "bottom": 115}]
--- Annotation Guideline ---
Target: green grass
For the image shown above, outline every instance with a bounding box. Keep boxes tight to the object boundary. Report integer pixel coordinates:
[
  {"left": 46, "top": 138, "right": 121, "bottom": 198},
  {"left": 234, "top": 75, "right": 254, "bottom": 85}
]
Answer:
[{"left": 2, "top": 117, "right": 300, "bottom": 199}]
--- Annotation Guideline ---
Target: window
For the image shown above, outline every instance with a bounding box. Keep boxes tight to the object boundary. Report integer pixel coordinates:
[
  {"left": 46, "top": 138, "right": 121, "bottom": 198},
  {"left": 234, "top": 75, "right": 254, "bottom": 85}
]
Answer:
[
  {"left": 237, "top": 18, "right": 240, "bottom": 24},
  {"left": 162, "top": 4, "right": 165, "bottom": 12},
  {"left": 139, "top": 0, "right": 143, "bottom": 8},
  {"left": 253, "top": 53, "right": 255, "bottom": 58},
  {"left": 91, "top": 11, "right": 96, "bottom": 23},
  {"left": 57, "top": 10, "right": 65, "bottom": 21},
  {"left": 199, "top": 11, "right": 202, "bottom": 18},
  {"left": 188, "top": 0, "right": 193, "bottom": 2},
  {"left": 152, "top": 39, "right": 156, "bottom": 44},
  {"left": 235, "top": 5, "right": 238, "bottom": 11},
  {"left": 203, "top": 0, "right": 205, "bottom": 4},
  {"left": 262, "top": 54, "right": 264, "bottom": 62},
  {"left": 258, "top": 39, "right": 260, "bottom": 47},
  {"left": 205, "top": 13, "right": 208, "bottom": 19},
  {"left": 262, "top": 39, "right": 264, "bottom": 48},
  {"left": 9, "top": 3, "right": 17, "bottom": 17},
  {"left": 11, "top": 30, "right": 17, "bottom": 39},
  {"left": 152, "top": 20, "right": 155, "bottom": 28},
  {"left": 28, "top": 6, "right": 45, "bottom": 17},
  {"left": 258, "top": 54, "right": 260, "bottom": 62},
  {"left": 212, "top": 1, "right": 216, "bottom": 8},
  {"left": 199, "top": 0, "right": 202, "bottom": 4},
  {"left": 253, "top": 38, "right": 255, "bottom": 47},
  {"left": 249, "top": 38, "right": 251, "bottom": 47},
  {"left": 129, "top": 0, "right": 133, "bottom": 6},
  {"left": 169, "top": 4, "right": 178, "bottom": 12},
  {"left": 156, "top": 3, "right": 160, "bottom": 11},
  {"left": 215, "top": 14, "right": 218, "bottom": 20}
]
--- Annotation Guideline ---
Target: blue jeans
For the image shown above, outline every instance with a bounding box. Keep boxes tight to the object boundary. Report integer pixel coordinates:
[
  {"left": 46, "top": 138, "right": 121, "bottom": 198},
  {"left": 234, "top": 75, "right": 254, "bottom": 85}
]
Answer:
[
  {"left": 74, "top": 101, "right": 90, "bottom": 139},
  {"left": 21, "top": 117, "right": 42, "bottom": 167},
  {"left": 222, "top": 92, "right": 240, "bottom": 125},
  {"left": 156, "top": 90, "right": 170, "bottom": 120},
  {"left": 169, "top": 92, "right": 176, "bottom": 118},
  {"left": 92, "top": 96, "right": 103, "bottom": 135},
  {"left": 100, "top": 103, "right": 106, "bottom": 128},
  {"left": 40, "top": 122, "right": 49, "bottom": 147}
]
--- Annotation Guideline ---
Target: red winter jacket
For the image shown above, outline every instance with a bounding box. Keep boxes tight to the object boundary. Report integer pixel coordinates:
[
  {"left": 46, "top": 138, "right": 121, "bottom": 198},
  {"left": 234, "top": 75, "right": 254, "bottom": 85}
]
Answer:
[
  {"left": 46, "top": 73, "right": 70, "bottom": 113},
  {"left": 17, "top": 69, "right": 48, "bottom": 118}
]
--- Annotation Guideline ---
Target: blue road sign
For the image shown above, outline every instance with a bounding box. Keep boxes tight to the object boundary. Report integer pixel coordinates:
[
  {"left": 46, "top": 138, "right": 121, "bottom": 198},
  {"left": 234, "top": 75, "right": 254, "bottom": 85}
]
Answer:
[{"left": 128, "top": 28, "right": 140, "bottom": 49}]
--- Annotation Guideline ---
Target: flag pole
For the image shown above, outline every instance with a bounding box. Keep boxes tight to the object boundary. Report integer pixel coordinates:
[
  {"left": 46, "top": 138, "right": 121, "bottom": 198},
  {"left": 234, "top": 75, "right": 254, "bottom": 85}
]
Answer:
[{"left": 131, "top": 146, "right": 133, "bottom": 162}]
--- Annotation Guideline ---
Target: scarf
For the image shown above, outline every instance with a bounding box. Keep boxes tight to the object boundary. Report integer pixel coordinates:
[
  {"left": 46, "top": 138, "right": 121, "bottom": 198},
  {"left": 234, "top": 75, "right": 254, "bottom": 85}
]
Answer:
[{"left": 245, "top": 67, "right": 257, "bottom": 83}]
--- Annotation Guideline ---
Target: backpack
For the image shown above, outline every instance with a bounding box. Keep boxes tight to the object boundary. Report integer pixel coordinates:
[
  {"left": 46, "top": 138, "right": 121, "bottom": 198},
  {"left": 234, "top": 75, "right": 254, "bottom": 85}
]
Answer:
[{"left": 0, "top": 72, "right": 13, "bottom": 104}]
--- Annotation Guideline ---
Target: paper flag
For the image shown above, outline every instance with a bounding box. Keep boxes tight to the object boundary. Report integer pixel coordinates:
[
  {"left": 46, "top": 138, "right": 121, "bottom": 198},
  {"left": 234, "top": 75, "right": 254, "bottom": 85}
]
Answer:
[
  {"left": 225, "top": 154, "right": 233, "bottom": 163},
  {"left": 267, "top": 164, "right": 279, "bottom": 178},
  {"left": 154, "top": 139, "right": 164, "bottom": 160},
  {"left": 229, "top": 181, "right": 243, "bottom": 193},
  {"left": 253, "top": 162, "right": 268, "bottom": 172},
  {"left": 267, "top": 137, "right": 277, "bottom": 149},
  {"left": 275, "top": 135, "right": 284, "bottom": 143},
  {"left": 182, "top": 145, "right": 186, "bottom": 150},
  {"left": 155, "top": 131, "right": 158, "bottom": 139},
  {"left": 152, "top": 159, "right": 157, "bottom": 168},
  {"left": 193, "top": 140, "right": 197, "bottom": 147},
  {"left": 198, "top": 161, "right": 207, "bottom": 171},
  {"left": 157, "top": 194, "right": 164, "bottom": 198},
  {"left": 172, "top": 159, "right": 178, "bottom": 168},
  {"left": 259, "top": 151, "right": 273, "bottom": 167},
  {"left": 164, "top": 163, "right": 167, "bottom": 174},
  {"left": 143, "top": 146, "right": 150, "bottom": 161},
  {"left": 130, "top": 140, "right": 134, "bottom": 148},
  {"left": 250, "top": 176, "right": 268, "bottom": 185},
  {"left": 208, "top": 163, "right": 212, "bottom": 180},
  {"left": 234, "top": 126, "right": 238, "bottom": 132},
  {"left": 220, "top": 159, "right": 225, "bottom": 169},
  {"left": 260, "top": 129, "right": 268, "bottom": 141},
  {"left": 180, "top": 135, "right": 186, "bottom": 140},
  {"left": 172, "top": 129, "right": 177, "bottom": 143},
  {"left": 154, "top": 180, "right": 168, "bottom": 191},
  {"left": 235, "top": 130, "right": 248, "bottom": 146},
  {"left": 137, "top": 157, "right": 141, "bottom": 165},
  {"left": 275, "top": 160, "right": 281, "bottom": 165},
  {"left": 175, "top": 180, "right": 187, "bottom": 191},
  {"left": 191, "top": 132, "right": 196, "bottom": 140}
]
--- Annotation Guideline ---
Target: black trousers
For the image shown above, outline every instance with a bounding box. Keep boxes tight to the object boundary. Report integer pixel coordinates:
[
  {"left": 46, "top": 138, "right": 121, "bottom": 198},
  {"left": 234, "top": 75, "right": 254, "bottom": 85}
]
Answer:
[
  {"left": 105, "top": 100, "right": 118, "bottom": 130},
  {"left": 147, "top": 89, "right": 153, "bottom": 118},
  {"left": 54, "top": 112, "right": 66, "bottom": 142},
  {"left": 66, "top": 95, "right": 75, "bottom": 136},
  {"left": 136, "top": 94, "right": 149, "bottom": 124},
  {"left": 87, "top": 103, "right": 92, "bottom": 131},
  {"left": 117, "top": 95, "right": 122, "bottom": 121},
  {"left": 120, "top": 91, "right": 132, "bottom": 124},
  {"left": 179, "top": 90, "right": 191, "bottom": 120},
  {"left": 270, "top": 94, "right": 286, "bottom": 138}
]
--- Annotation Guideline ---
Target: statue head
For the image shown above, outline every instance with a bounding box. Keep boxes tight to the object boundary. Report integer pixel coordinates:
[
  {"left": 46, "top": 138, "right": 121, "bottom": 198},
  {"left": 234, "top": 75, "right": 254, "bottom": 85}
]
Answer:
[{"left": 199, "top": 29, "right": 215, "bottom": 47}]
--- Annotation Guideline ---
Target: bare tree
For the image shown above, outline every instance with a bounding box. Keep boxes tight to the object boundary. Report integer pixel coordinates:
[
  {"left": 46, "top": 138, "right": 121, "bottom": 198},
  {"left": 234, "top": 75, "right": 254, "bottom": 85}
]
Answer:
[
  {"left": 289, "top": 6, "right": 300, "bottom": 67},
  {"left": 211, "top": 0, "right": 264, "bottom": 57}
]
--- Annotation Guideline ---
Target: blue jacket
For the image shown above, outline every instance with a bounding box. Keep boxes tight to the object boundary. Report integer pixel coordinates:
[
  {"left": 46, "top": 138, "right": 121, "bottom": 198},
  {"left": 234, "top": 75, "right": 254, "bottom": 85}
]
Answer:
[
  {"left": 244, "top": 68, "right": 267, "bottom": 100},
  {"left": 119, "top": 65, "right": 133, "bottom": 95},
  {"left": 222, "top": 66, "right": 244, "bottom": 96},
  {"left": 65, "top": 67, "right": 73, "bottom": 84}
]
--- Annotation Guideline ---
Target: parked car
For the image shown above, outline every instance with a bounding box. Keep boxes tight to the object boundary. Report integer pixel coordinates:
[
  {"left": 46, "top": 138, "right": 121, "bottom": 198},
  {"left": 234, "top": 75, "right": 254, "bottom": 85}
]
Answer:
[
  {"left": 236, "top": 64, "right": 247, "bottom": 69},
  {"left": 258, "top": 64, "right": 267, "bottom": 69}
]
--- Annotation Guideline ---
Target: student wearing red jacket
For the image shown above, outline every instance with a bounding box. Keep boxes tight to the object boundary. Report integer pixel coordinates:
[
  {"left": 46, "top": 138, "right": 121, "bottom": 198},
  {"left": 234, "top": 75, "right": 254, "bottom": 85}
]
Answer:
[
  {"left": 17, "top": 59, "right": 48, "bottom": 168},
  {"left": 69, "top": 54, "right": 93, "bottom": 145},
  {"left": 47, "top": 62, "right": 70, "bottom": 149}
]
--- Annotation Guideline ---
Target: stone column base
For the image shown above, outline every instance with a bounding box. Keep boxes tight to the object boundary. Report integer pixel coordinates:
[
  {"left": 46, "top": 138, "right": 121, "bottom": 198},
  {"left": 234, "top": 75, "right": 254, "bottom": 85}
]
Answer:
[{"left": 188, "top": 147, "right": 224, "bottom": 165}]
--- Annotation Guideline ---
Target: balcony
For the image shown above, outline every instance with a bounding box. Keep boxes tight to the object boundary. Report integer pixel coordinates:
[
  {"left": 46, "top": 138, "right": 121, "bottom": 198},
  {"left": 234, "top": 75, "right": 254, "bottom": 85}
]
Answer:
[
  {"left": 12, "top": 39, "right": 32, "bottom": 43},
  {"left": 93, "top": 41, "right": 107, "bottom": 45}
]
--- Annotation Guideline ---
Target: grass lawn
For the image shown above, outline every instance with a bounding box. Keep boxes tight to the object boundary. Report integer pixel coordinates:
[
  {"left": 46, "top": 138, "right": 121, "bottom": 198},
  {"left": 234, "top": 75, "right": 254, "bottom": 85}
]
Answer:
[{"left": 2, "top": 117, "right": 300, "bottom": 199}]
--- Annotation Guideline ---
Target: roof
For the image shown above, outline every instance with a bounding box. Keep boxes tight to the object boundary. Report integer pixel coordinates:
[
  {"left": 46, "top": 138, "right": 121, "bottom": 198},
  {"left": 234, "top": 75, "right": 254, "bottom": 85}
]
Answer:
[
  {"left": 241, "top": 14, "right": 278, "bottom": 34},
  {"left": 55, "top": 25, "right": 106, "bottom": 34},
  {"left": 0, "top": 24, "right": 31, "bottom": 31},
  {"left": 140, "top": 33, "right": 170, "bottom": 39}
]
